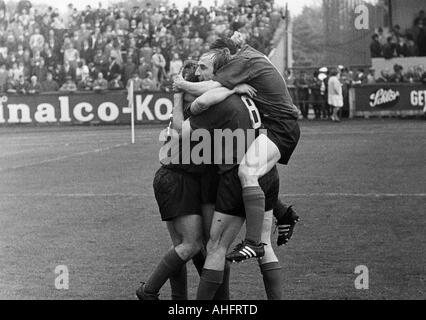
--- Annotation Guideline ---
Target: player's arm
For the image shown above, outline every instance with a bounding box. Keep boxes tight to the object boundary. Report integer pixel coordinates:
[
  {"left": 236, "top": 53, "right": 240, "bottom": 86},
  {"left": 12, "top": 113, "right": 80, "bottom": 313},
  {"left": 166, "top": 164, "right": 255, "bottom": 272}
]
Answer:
[
  {"left": 190, "top": 84, "right": 257, "bottom": 115},
  {"left": 174, "top": 74, "right": 222, "bottom": 96}
]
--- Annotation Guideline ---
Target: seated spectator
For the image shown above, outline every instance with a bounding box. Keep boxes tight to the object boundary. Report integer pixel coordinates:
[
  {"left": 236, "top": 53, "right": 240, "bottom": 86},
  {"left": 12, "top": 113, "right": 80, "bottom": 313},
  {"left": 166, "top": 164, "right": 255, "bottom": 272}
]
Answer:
[
  {"left": 6, "top": 77, "right": 17, "bottom": 93},
  {"left": 141, "top": 71, "right": 157, "bottom": 91},
  {"left": 370, "top": 34, "right": 382, "bottom": 58},
  {"left": 396, "top": 36, "right": 409, "bottom": 57},
  {"left": 92, "top": 72, "right": 108, "bottom": 91},
  {"left": 376, "top": 69, "right": 391, "bottom": 83},
  {"left": 41, "top": 72, "right": 59, "bottom": 92},
  {"left": 59, "top": 76, "right": 77, "bottom": 92},
  {"left": 389, "top": 64, "right": 405, "bottom": 83},
  {"left": 127, "top": 73, "right": 144, "bottom": 91},
  {"left": 28, "top": 75, "right": 41, "bottom": 94},
  {"left": 77, "top": 76, "right": 94, "bottom": 91},
  {"left": 15, "top": 75, "right": 29, "bottom": 94},
  {"left": 108, "top": 73, "right": 124, "bottom": 90}
]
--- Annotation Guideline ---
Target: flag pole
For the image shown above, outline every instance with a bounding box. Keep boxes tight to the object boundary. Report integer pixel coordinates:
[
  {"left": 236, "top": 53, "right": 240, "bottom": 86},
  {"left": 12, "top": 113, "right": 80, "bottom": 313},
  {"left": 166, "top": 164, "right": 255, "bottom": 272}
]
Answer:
[{"left": 128, "top": 80, "right": 135, "bottom": 144}]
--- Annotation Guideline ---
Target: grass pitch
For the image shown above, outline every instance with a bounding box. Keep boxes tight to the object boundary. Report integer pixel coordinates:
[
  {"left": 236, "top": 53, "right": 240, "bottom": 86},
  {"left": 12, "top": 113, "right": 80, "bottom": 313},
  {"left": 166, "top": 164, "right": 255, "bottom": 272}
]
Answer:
[{"left": 0, "top": 119, "right": 425, "bottom": 300}]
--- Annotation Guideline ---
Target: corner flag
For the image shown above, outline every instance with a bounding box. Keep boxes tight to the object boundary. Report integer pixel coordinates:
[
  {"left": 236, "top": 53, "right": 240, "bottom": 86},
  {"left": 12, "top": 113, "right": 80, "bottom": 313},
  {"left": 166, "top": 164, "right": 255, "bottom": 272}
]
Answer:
[{"left": 127, "top": 80, "right": 135, "bottom": 144}]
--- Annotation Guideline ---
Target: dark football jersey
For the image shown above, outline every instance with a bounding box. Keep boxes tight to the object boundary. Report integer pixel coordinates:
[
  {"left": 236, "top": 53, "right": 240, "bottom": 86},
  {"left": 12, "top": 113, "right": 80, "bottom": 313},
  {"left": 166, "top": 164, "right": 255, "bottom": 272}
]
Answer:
[
  {"left": 213, "top": 44, "right": 299, "bottom": 121},
  {"left": 190, "top": 94, "right": 259, "bottom": 174}
]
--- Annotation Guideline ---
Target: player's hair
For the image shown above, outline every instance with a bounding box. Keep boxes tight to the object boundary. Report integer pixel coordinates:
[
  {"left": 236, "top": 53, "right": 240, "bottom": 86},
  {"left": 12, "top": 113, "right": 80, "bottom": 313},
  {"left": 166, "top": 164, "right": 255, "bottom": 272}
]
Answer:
[
  {"left": 210, "top": 37, "right": 238, "bottom": 55},
  {"left": 182, "top": 59, "right": 199, "bottom": 82},
  {"left": 210, "top": 48, "right": 232, "bottom": 74}
]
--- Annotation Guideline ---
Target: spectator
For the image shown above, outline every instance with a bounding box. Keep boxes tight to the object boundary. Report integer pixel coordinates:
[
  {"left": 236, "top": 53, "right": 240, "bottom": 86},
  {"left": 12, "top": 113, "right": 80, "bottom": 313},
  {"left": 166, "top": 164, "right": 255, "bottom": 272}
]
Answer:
[
  {"left": 64, "top": 42, "right": 80, "bottom": 68},
  {"left": 106, "top": 56, "right": 121, "bottom": 81},
  {"left": 389, "top": 64, "right": 405, "bottom": 83},
  {"left": 108, "top": 73, "right": 124, "bottom": 90},
  {"left": 376, "top": 68, "right": 391, "bottom": 83},
  {"left": 383, "top": 36, "right": 397, "bottom": 59},
  {"left": 396, "top": 36, "right": 409, "bottom": 57},
  {"left": 77, "top": 75, "right": 93, "bottom": 91},
  {"left": 59, "top": 75, "right": 77, "bottom": 92},
  {"left": 15, "top": 74, "right": 29, "bottom": 94},
  {"left": 92, "top": 72, "right": 108, "bottom": 90},
  {"left": 370, "top": 34, "right": 382, "bottom": 58},
  {"left": 28, "top": 75, "right": 41, "bottom": 94},
  {"left": 0, "top": 63, "right": 8, "bottom": 92},
  {"left": 127, "top": 72, "right": 143, "bottom": 91},
  {"left": 41, "top": 72, "right": 59, "bottom": 92},
  {"left": 417, "top": 21, "right": 426, "bottom": 56},
  {"left": 406, "top": 35, "right": 419, "bottom": 57},
  {"left": 141, "top": 71, "right": 157, "bottom": 91},
  {"left": 366, "top": 68, "right": 376, "bottom": 84},
  {"left": 169, "top": 53, "right": 183, "bottom": 78},
  {"left": 151, "top": 46, "right": 166, "bottom": 88},
  {"left": 123, "top": 55, "right": 137, "bottom": 84},
  {"left": 328, "top": 68, "right": 343, "bottom": 122}
]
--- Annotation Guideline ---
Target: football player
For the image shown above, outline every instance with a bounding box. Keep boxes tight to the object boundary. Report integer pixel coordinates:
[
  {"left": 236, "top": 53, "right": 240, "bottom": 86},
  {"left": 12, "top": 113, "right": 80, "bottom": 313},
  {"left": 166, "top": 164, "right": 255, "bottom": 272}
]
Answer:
[{"left": 173, "top": 34, "right": 300, "bottom": 262}]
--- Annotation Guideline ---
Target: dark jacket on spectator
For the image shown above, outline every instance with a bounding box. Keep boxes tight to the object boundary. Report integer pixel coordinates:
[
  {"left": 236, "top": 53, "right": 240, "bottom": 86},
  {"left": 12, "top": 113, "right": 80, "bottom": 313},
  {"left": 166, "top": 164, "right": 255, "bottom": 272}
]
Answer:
[{"left": 41, "top": 79, "right": 59, "bottom": 92}]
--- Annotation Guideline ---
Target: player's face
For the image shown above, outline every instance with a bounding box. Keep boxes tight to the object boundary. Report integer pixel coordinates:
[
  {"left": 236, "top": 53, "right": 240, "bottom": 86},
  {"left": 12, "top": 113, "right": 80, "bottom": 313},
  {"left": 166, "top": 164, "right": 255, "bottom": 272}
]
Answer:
[{"left": 195, "top": 54, "right": 214, "bottom": 81}]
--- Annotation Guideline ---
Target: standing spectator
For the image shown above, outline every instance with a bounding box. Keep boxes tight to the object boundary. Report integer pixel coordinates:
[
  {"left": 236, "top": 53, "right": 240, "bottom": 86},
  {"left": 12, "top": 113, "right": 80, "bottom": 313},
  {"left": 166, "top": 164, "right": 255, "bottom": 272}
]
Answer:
[
  {"left": 328, "top": 69, "right": 343, "bottom": 122},
  {"left": 310, "top": 71, "right": 323, "bottom": 120},
  {"left": 383, "top": 36, "right": 397, "bottom": 59},
  {"left": 169, "top": 53, "right": 183, "bottom": 78},
  {"left": 41, "top": 72, "right": 59, "bottom": 92},
  {"left": 80, "top": 40, "right": 94, "bottom": 64},
  {"left": 318, "top": 67, "right": 329, "bottom": 119},
  {"left": 417, "top": 21, "right": 426, "bottom": 56},
  {"left": 0, "top": 63, "right": 7, "bottom": 93},
  {"left": 151, "top": 46, "right": 166, "bottom": 88},
  {"left": 32, "top": 57, "right": 48, "bottom": 82},
  {"left": 367, "top": 68, "right": 376, "bottom": 84},
  {"left": 106, "top": 56, "right": 121, "bottom": 81},
  {"left": 123, "top": 55, "right": 137, "bottom": 84},
  {"left": 29, "top": 27, "right": 45, "bottom": 54},
  {"left": 138, "top": 56, "right": 151, "bottom": 79},
  {"left": 370, "top": 34, "right": 382, "bottom": 58},
  {"left": 295, "top": 71, "right": 310, "bottom": 120},
  {"left": 64, "top": 43, "right": 80, "bottom": 69},
  {"left": 406, "top": 35, "right": 419, "bottom": 57}
]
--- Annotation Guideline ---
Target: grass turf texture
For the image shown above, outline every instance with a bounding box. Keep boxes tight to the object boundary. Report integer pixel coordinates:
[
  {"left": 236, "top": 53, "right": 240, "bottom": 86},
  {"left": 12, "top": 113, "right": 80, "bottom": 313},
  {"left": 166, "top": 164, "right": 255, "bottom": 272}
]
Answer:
[{"left": 0, "top": 120, "right": 425, "bottom": 300}]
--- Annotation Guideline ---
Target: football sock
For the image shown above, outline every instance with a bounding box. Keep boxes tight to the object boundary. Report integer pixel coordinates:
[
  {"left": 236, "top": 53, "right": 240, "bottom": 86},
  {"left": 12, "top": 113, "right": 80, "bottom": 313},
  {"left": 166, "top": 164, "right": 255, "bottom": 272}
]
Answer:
[
  {"left": 273, "top": 199, "right": 288, "bottom": 221},
  {"left": 196, "top": 268, "right": 224, "bottom": 300},
  {"left": 144, "top": 248, "right": 185, "bottom": 295},
  {"left": 213, "top": 262, "right": 230, "bottom": 300},
  {"left": 169, "top": 264, "right": 188, "bottom": 300},
  {"left": 259, "top": 262, "right": 282, "bottom": 300},
  {"left": 192, "top": 250, "right": 206, "bottom": 276},
  {"left": 243, "top": 186, "right": 265, "bottom": 245}
]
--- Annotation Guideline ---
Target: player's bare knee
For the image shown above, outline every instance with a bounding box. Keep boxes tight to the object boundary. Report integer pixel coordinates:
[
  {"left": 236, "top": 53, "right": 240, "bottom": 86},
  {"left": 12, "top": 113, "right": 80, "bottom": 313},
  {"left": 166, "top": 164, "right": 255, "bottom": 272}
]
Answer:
[{"left": 238, "top": 164, "right": 259, "bottom": 187}]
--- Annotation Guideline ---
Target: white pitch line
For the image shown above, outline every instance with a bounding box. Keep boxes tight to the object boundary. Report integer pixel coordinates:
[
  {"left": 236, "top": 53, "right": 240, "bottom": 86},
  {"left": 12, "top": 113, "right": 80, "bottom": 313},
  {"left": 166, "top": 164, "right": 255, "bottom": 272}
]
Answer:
[
  {"left": 0, "top": 193, "right": 425, "bottom": 198},
  {"left": 0, "top": 143, "right": 129, "bottom": 172}
]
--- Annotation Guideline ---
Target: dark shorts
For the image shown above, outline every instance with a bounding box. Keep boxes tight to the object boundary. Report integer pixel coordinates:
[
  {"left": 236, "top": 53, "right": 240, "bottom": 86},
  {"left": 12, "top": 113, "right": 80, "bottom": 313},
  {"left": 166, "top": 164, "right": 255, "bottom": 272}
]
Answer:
[
  {"left": 200, "top": 166, "right": 220, "bottom": 205},
  {"left": 215, "top": 165, "right": 280, "bottom": 217},
  {"left": 263, "top": 118, "right": 300, "bottom": 165},
  {"left": 153, "top": 166, "right": 201, "bottom": 222}
]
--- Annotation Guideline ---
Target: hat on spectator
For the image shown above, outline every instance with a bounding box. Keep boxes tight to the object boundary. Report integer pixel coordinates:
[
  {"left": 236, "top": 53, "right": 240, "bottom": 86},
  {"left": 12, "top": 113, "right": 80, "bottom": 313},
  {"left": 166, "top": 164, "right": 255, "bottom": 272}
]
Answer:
[{"left": 319, "top": 67, "right": 328, "bottom": 73}]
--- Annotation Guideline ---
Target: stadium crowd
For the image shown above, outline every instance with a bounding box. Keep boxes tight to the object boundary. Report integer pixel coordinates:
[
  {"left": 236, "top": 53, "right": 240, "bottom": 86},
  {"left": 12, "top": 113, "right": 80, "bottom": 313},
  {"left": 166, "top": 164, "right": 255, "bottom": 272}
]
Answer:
[
  {"left": 0, "top": 0, "right": 283, "bottom": 94},
  {"left": 370, "top": 10, "right": 426, "bottom": 58}
]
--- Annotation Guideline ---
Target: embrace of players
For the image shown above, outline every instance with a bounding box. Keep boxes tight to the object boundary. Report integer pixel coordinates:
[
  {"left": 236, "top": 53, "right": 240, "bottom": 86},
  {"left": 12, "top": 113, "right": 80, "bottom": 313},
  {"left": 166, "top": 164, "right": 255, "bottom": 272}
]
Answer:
[{"left": 136, "top": 32, "right": 300, "bottom": 300}]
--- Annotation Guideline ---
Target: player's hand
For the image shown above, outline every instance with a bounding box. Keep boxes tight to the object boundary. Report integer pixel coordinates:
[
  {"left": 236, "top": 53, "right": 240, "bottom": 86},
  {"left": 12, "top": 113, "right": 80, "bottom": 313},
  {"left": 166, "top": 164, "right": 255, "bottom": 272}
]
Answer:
[
  {"left": 172, "top": 74, "right": 185, "bottom": 92},
  {"left": 234, "top": 83, "right": 257, "bottom": 98},
  {"left": 231, "top": 31, "right": 244, "bottom": 48}
]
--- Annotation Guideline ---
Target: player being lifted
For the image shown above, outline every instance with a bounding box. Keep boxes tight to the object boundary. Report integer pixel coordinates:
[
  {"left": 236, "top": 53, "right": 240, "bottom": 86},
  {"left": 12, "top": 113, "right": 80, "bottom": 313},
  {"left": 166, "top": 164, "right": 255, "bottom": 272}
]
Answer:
[{"left": 174, "top": 32, "right": 301, "bottom": 262}]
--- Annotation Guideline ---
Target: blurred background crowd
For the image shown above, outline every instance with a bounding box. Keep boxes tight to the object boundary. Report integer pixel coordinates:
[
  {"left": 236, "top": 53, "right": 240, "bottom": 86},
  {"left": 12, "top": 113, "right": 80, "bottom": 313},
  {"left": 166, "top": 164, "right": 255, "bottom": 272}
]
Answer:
[
  {"left": 370, "top": 10, "right": 426, "bottom": 59},
  {"left": 0, "top": 0, "right": 283, "bottom": 94}
]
